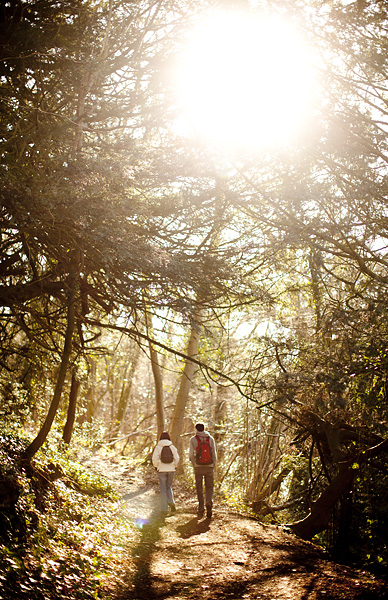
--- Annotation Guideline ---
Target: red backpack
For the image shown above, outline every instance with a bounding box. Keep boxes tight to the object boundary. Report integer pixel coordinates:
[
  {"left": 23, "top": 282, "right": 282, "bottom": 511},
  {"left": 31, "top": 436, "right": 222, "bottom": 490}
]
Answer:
[{"left": 195, "top": 435, "right": 212, "bottom": 465}]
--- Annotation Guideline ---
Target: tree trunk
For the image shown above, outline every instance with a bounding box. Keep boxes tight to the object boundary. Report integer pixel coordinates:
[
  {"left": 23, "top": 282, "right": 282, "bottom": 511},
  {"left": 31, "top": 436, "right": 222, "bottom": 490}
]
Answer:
[
  {"left": 247, "top": 414, "right": 284, "bottom": 504},
  {"left": 334, "top": 491, "right": 353, "bottom": 556},
  {"left": 149, "top": 343, "right": 165, "bottom": 439},
  {"left": 82, "top": 358, "right": 97, "bottom": 423},
  {"left": 109, "top": 344, "right": 141, "bottom": 440},
  {"left": 290, "top": 437, "right": 388, "bottom": 540},
  {"left": 213, "top": 384, "right": 228, "bottom": 465},
  {"left": 170, "top": 314, "right": 202, "bottom": 451},
  {"left": 62, "top": 372, "right": 81, "bottom": 445},
  {"left": 289, "top": 463, "right": 355, "bottom": 540},
  {"left": 253, "top": 467, "right": 292, "bottom": 514},
  {"left": 308, "top": 247, "right": 322, "bottom": 333},
  {"left": 23, "top": 284, "right": 77, "bottom": 459},
  {"left": 145, "top": 311, "right": 165, "bottom": 439}
]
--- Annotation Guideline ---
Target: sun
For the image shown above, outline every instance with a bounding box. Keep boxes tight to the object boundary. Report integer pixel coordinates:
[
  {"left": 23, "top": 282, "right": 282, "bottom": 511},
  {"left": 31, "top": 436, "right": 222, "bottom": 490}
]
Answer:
[{"left": 174, "top": 10, "right": 316, "bottom": 152}]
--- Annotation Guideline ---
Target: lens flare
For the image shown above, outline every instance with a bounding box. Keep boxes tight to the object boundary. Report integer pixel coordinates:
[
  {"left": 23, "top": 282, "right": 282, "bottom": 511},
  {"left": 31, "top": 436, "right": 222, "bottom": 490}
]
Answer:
[{"left": 174, "top": 10, "right": 317, "bottom": 151}]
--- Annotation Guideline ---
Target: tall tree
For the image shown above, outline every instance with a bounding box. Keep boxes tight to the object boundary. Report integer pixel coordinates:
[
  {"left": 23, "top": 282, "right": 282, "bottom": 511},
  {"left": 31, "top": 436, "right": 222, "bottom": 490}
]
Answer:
[{"left": 1, "top": 0, "right": 260, "bottom": 456}]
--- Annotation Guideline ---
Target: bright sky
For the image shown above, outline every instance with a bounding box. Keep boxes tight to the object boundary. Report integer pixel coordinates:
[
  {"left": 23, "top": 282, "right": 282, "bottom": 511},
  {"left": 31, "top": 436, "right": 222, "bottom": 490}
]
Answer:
[{"left": 173, "top": 10, "right": 317, "bottom": 152}]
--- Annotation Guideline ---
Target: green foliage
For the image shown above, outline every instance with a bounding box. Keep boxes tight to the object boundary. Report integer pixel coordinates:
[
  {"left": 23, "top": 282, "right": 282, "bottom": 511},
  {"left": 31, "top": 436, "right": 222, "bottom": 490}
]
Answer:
[
  {"left": 348, "top": 468, "right": 388, "bottom": 577},
  {"left": 37, "top": 443, "right": 117, "bottom": 498},
  {"left": 0, "top": 433, "right": 133, "bottom": 600},
  {"left": 70, "top": 421, "right": 107, "bottom": 452},
  {"left": 0, "top": 379, "right": 30, "bottom": 429},
  {"left": 220, "top": 487, "right": 254, "bottom": 517},
  {"left": 314, "top": 466, "right": 388, "bottom": 580},
  {"left": 1, "top": 0, "right": 388, "bottom": 586}
]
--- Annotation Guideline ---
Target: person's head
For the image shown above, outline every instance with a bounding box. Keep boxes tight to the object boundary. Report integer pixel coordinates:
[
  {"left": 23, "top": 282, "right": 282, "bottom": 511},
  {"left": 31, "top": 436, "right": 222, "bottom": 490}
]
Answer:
[
  {"left": 195, "top": 423, "right": 205, "bottom": 432},
  {"left": 160, "top": 431, "right": 171, "bottom": 441}
]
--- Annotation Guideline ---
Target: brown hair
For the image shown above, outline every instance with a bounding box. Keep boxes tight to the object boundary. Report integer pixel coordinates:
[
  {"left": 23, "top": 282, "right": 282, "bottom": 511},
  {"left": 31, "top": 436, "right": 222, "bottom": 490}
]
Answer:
[
  {"left": 195, "top": 423, "right": 205, "bottom": 432},
  {"left": 160, "top": 431, "right": 171, "bottom": 440}
]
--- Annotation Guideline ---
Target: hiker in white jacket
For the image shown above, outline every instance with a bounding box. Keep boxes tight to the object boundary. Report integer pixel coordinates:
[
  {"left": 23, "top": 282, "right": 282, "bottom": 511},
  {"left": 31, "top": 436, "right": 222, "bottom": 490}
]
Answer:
[{"left": 152, "top": 431, "right": 179, "bottom": 516}]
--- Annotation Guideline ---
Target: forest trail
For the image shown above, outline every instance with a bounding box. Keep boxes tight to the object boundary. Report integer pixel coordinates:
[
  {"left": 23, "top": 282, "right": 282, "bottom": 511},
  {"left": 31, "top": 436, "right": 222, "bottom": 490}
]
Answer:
[{"left": 84, "top": 453, "right": 387, "bottom": 600}]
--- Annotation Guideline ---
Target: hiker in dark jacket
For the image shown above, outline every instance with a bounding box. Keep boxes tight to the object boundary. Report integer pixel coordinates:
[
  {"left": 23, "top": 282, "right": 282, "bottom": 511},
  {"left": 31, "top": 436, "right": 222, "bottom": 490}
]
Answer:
[
  {"left": 152, "top": 431, "right": 179, "bottom": 516},
  {"left": 189, "top": 422, "right": 217, "bottom": 519}
]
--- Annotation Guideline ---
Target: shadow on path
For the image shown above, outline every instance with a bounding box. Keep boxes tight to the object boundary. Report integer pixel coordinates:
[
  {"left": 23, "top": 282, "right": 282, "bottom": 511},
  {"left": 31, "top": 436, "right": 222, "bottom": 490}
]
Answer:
[
  {"left": 123, "top": 507, "right": 166, "bottom": 600},
  {"left": 117, "top": 510, "right": 213, "bottom": 600},
  {"left": 123, "top": 485, "right": 152, "bottom": 501},
  {"left": 176, "top": 516, "right": 211, "bottom": 539}
]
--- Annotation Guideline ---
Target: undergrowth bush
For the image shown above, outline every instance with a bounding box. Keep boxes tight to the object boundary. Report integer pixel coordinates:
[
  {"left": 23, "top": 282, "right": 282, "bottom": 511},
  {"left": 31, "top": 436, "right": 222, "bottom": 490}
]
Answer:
[{"left": 0, "top": 432, "right": 136, "bottom": 600}]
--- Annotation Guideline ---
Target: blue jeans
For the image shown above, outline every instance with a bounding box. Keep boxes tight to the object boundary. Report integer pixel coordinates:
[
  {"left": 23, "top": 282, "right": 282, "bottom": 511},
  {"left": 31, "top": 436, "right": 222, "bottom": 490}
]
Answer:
[{"left": 157, "top": 471, "right": 175, "bottom": 512}]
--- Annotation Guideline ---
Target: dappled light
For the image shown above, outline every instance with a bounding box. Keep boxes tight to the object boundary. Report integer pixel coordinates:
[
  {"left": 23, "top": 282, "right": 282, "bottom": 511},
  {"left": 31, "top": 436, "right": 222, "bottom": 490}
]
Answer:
[{"left": 1, "top": 0, "right": 388, "bottom": 597}]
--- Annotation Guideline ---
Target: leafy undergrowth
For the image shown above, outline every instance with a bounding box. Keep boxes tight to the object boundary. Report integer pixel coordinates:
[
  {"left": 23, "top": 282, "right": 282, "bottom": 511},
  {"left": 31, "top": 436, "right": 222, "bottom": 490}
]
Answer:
[
  {"left": 0, "top": 433, "right": 136, "bottom": 600},
  {"left": 2, "top": 435, "right": 387, "bottom": 600}
]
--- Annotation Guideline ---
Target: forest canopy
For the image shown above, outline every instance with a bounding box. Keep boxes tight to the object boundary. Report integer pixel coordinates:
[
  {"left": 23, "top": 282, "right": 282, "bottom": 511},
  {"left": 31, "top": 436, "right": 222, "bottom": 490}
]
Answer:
[{"left": 1, "top": 0, "right": 388, "bottom": 582}]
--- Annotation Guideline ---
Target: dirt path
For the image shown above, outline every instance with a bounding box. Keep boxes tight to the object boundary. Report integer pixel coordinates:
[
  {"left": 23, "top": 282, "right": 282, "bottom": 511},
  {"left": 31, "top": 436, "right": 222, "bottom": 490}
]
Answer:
[{"left": 85, "top": 454, "right": 387, "bottom": 600}]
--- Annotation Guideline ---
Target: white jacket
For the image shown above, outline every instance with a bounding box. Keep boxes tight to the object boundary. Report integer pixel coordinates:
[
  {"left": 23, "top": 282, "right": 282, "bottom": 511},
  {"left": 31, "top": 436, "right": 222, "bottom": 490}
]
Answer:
[{"left": 152, "top": 439, "right": 179, "bottom": 472}]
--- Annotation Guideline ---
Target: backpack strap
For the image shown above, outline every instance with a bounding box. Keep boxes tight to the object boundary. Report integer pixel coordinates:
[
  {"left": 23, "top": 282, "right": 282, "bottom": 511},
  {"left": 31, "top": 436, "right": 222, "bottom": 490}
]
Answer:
[
  {"left": 205, "top": 436, "right": 211, "bottom": 458},
  {"left": 195, "top": 435, "right": 210, "bottom": 446}
]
